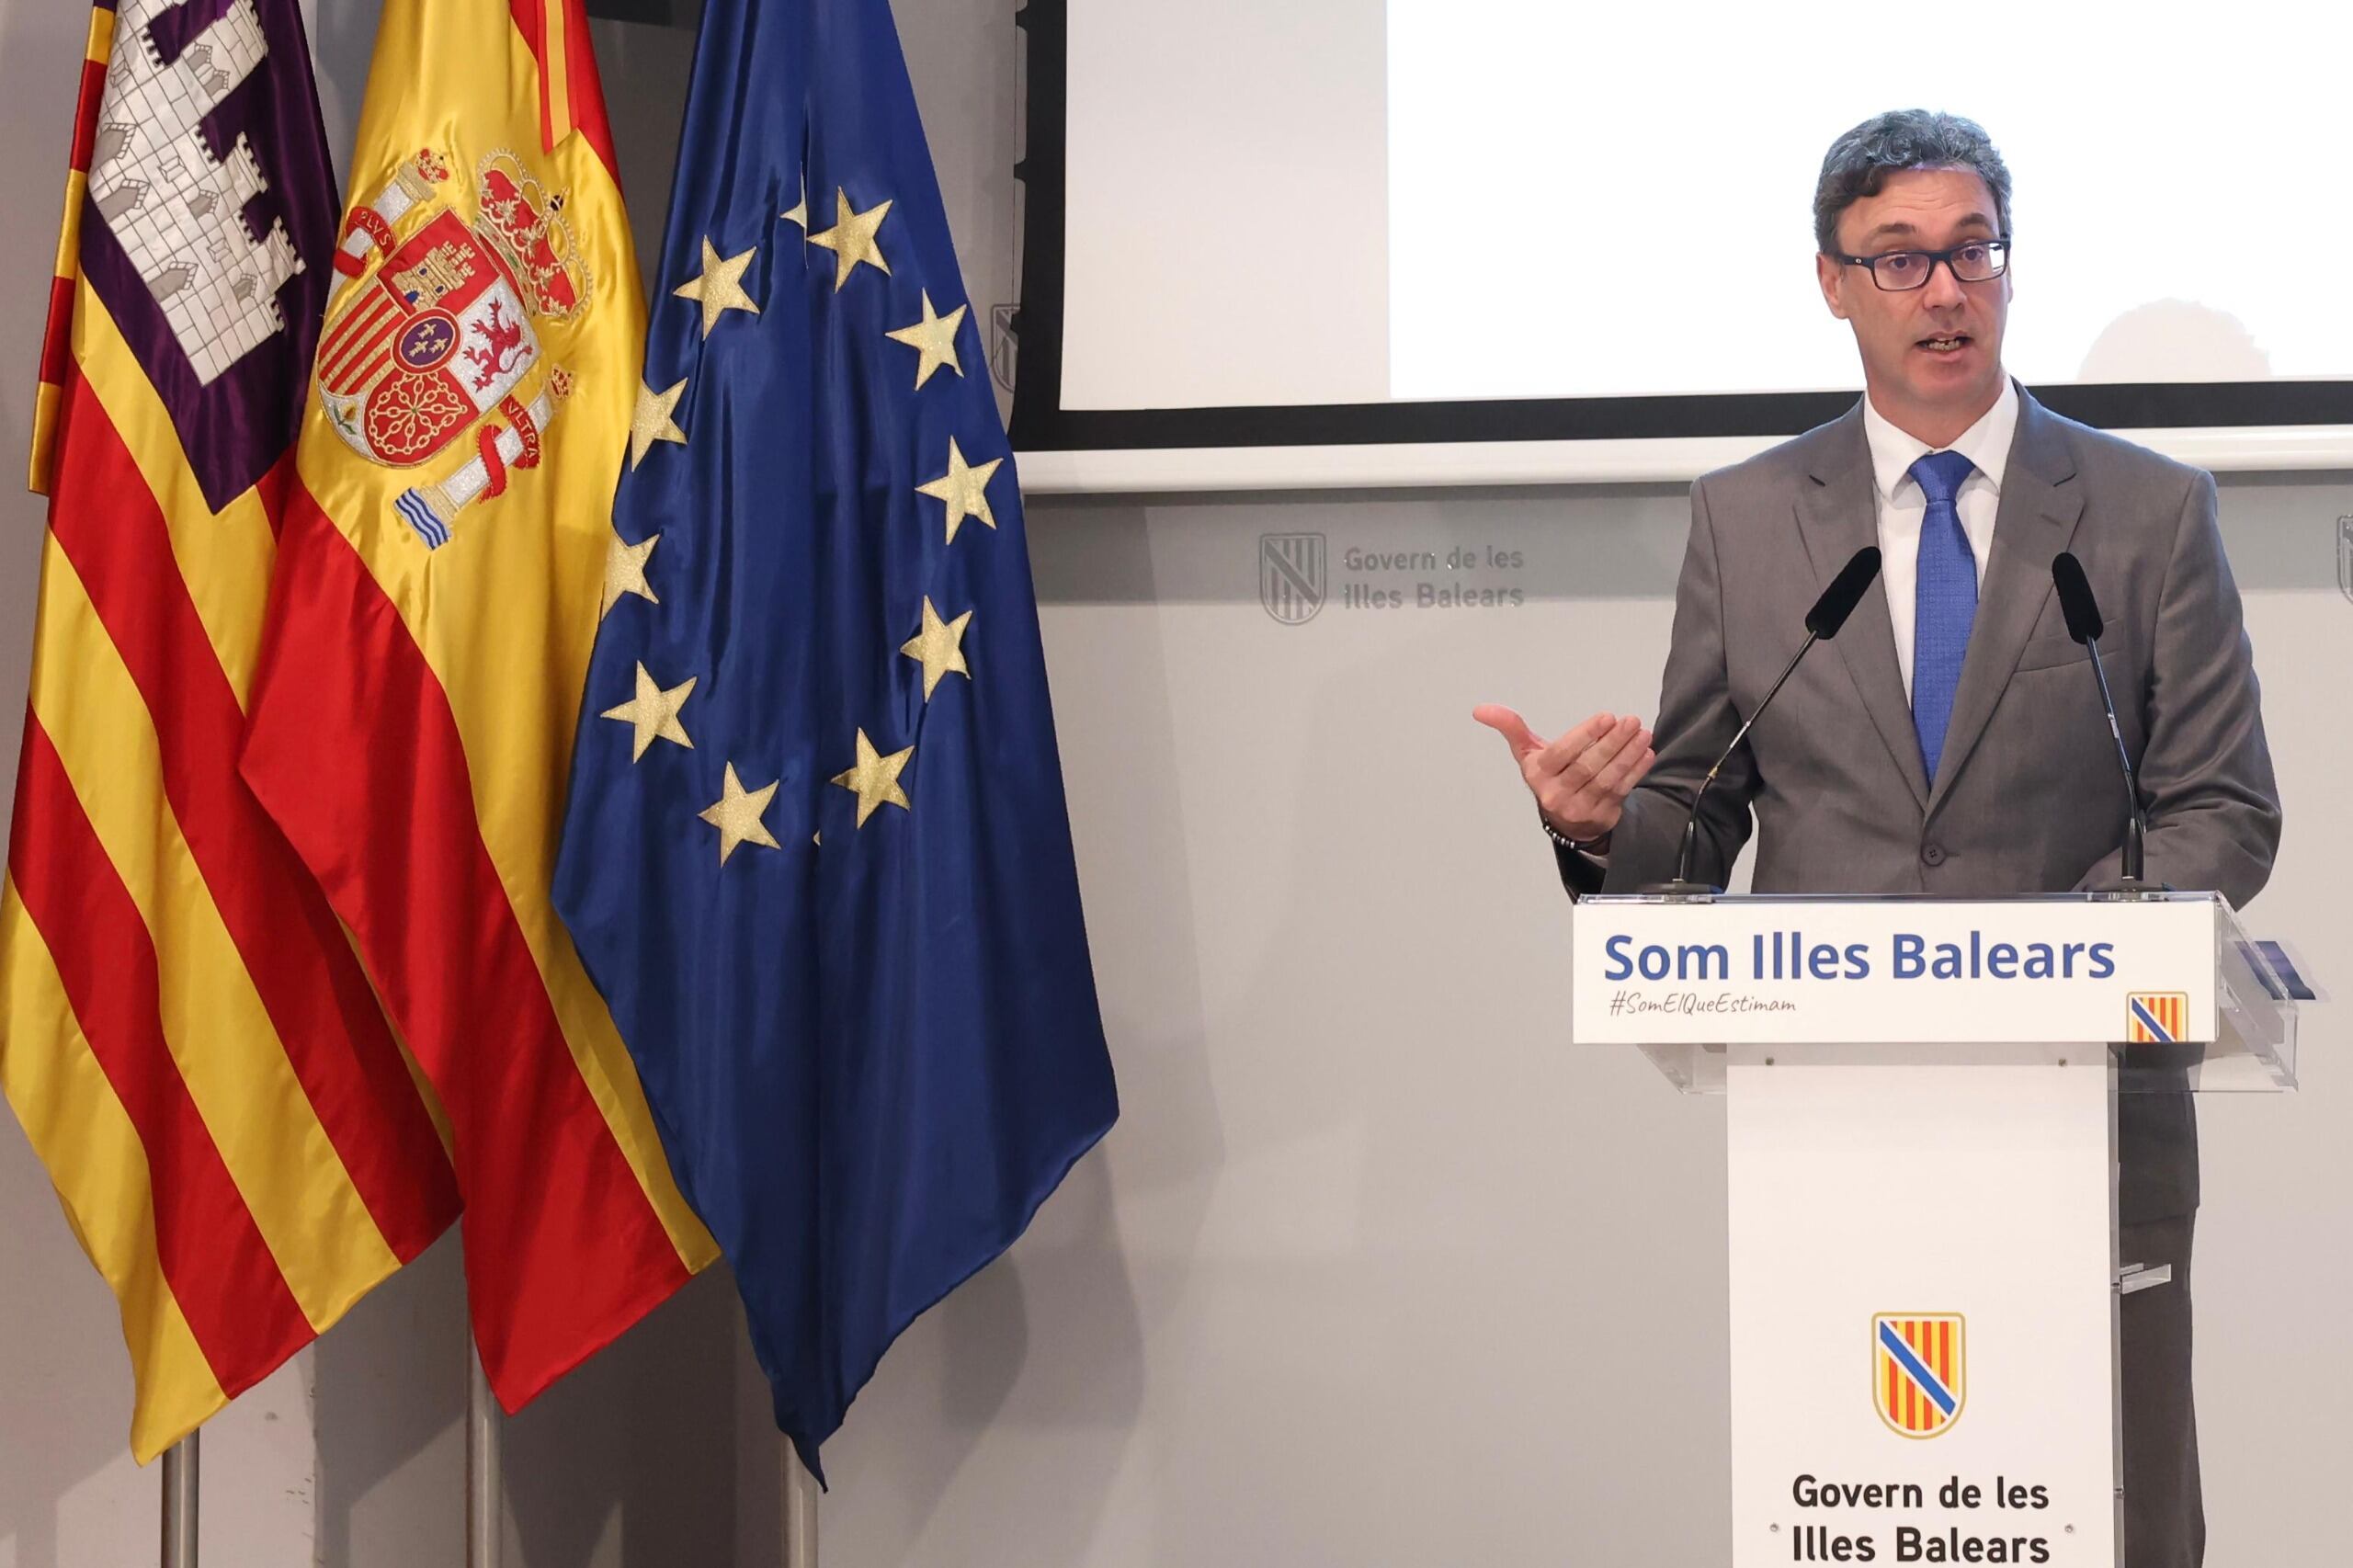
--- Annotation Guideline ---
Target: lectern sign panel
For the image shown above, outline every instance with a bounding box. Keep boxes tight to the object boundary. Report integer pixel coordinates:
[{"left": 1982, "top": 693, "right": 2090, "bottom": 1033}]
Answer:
[
  {"left": 1570, "top": 897, "right": 2218, "bottom": 1046},
  {"left": 1728, "top": 1064, "right": 2113, "bottom": 1565}
]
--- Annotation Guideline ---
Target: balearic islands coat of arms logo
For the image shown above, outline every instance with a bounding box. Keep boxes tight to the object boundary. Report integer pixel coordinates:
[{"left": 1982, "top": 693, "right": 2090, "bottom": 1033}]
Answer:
[
  {"left": 1872, "top": 1312, "right": 1965, "bottom": 1438},
  {"left": 2124, "top": 991, "right": 2188, "bottom": 1044},
  {"left": 317, "top": 147, "right": 589, "bottom": 549}
]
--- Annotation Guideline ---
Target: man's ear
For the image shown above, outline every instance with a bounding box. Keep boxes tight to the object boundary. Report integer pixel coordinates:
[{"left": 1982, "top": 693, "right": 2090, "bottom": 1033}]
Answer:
[{"left": 1816, "top": 252, "right": 1849, "bottom": 321}]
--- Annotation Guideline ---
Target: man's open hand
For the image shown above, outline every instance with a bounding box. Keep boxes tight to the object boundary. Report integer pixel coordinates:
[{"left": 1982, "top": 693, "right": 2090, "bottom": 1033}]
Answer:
[{"left": 1472, "top": 706, "right": 1655, "bottom": 845}]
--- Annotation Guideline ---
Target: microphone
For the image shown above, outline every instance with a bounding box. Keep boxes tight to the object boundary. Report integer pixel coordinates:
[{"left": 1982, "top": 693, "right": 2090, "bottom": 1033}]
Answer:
[
  {"left": 2052, "top": 551, "right": 2149, "bottom": 889},
  {"left": 1807, "top": 544, "right": 1884, "bottom": 639},
  {"left": 1643, "top": 546, "right": 1882, "bottom": 895}
]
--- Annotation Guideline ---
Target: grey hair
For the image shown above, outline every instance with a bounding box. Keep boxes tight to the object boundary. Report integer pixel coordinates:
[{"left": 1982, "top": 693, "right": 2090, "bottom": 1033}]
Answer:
[{"left": 1813, "top": 110, "right": 2013, "bottom": 256}]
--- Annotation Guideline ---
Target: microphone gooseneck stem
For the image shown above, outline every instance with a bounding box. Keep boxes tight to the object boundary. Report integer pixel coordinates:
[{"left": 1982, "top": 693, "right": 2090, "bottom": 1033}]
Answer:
[
  {"left": 2084, "top": 634, "right": 2147, "bottom": 883},
  {"left": 1674, "top": 630, "right": 1817, "bottom": 885}
]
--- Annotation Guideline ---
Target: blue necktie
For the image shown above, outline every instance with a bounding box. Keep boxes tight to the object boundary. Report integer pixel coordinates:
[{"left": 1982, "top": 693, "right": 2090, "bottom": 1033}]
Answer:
[{"left": 1909, "top": 449, "right": 1979, "bottom": 785}]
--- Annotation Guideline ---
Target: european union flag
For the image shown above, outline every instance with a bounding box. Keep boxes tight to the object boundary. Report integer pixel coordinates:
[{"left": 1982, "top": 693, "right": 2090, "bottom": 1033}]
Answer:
[{"left": 552, "top": 0, "right": 1119, "bottom": 1475}]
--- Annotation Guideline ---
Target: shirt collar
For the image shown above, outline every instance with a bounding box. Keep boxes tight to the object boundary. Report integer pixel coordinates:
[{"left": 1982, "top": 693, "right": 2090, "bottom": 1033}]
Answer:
[{"left": 1861, "top": 374, "right": 2019, "bottom": 504}]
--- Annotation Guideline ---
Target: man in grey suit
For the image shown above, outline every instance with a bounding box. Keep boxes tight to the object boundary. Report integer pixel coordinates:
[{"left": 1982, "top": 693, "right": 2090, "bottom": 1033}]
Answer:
[{"left": 1475, "top": 109, "right": 2279, "bottom": 1567}]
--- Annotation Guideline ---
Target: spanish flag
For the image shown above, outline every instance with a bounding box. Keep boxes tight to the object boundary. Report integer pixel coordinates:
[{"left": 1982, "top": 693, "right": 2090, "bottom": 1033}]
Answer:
[
  {"left": 238, "top": 0, "right": 718, "bottom": 1407},
  {"left": 4, "top": 0, "right": 460, "bottom": 1461}
]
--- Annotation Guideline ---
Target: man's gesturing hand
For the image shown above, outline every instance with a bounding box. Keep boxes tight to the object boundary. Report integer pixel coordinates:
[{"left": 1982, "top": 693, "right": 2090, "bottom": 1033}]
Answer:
[{"left": 1471, "top": 706, "right": 1655, "bottom": 846}]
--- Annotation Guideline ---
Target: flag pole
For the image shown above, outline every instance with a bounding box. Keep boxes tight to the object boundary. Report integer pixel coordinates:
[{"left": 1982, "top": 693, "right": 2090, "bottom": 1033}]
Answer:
[
  {"left": 467, "top": 1348, "right": 503, "bottom": 1568},
  {"left": 783, "top": 1444, "right": 817, "bottom": 1568},
  {"left": 159, "top": 1430, "right": 198, "bottom": 1568}
]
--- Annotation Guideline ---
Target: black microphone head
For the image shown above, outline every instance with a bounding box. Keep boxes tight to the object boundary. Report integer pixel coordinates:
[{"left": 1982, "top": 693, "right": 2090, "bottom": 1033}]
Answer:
[
  {"left": 2052, "top": 551, "right": 2103, "bottom": 643},
  {"left": 1804, "top": 546, "right": 1882, "bottom": 638}
]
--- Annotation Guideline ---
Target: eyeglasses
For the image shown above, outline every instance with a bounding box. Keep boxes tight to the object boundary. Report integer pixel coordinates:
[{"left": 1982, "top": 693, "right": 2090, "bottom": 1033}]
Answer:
[{"left": 1834, "top": 238, "right": 2011, "bottom": 292}]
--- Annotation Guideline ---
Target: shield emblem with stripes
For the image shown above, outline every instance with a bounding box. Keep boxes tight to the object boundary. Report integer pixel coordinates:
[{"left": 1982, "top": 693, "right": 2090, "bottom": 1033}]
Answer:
[
  {"left": 2126, "top": 992, "right": 2188, "bottom": 1044},
  {"left": 1260, "top": 532, "right": 1325, "bottom": 624},
  {"left": 1873, "top": 1312, "right": 1965, "bottom": 1438}
]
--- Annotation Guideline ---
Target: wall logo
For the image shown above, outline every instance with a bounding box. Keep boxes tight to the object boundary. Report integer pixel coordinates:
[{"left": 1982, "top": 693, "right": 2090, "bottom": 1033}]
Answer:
[
  {"left": 1260, "top": 532, "right": 1325, "bottom": 624},
  {"left": 1873, "top": 1313, "right": 1965, "bottom": 1438},
  {"left": 2337, "top": 516, "right": 2352, "bottom": 604},
  {"left": 2125, "top": 991, "right": 2188, "bottom": 1044}
]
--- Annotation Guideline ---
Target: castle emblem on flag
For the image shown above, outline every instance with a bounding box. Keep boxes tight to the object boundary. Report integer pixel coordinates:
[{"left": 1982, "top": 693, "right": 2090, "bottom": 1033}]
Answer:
[
  {"left": 316, "top": 148, "right": 589, "bottom": 548},
  {"left": 2125, "top": 991, "right": 2188, "bottom": 1045},
  {"left": 90, "top": 0, "right": 310, "bottom": 387},
  {"left": 1872, "top": 1312, "right": 1964, "bottom": 1438}
]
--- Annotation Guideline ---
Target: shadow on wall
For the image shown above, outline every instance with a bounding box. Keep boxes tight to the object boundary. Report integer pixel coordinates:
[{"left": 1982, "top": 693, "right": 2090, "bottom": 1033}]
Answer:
[
  {"left": 0, "top": 1136, "right": 148, "bottom": 1568},
  {"left": 304, "top": 0, "right": 378, "bottom": 167},
  {"left": 310, "top": 1233, "right": 469, "bottom": 1567},
  {"left": 812, "top": 487, "right": 1716, "bottom": 1564},
  {"left": 309, "top": 1232, "right": 787, "bottom": 1566},
  {"left": 808, "top": 503, "right": 1187, "bottom": 1566},
  {"left": 2076, "top": 301, "right": 2271, "bottom": 383},
  {"left": 1146, "top": 492, "right": 1719, "bottom": 1562},
  {"left": 498, "top": 1265, "right": 763, "bottom": 1566},
  {"left": 817, "top": 486, "right": 1743, "bottom": 1563}
]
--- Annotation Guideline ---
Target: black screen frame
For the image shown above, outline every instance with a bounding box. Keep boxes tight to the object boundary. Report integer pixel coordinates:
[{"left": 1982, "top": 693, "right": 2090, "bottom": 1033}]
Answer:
[{"left": 1008, "top": 0, "right": 2353, "bottom": 457}]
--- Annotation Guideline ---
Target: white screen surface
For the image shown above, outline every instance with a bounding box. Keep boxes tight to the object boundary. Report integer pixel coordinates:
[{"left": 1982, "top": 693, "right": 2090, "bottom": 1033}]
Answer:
[
  {"left": 1055, "top": 0, "right": 2352, "bottom": 414},
  {"left": 1386, "top": 0, "right": 2347, "bottom": 402}
]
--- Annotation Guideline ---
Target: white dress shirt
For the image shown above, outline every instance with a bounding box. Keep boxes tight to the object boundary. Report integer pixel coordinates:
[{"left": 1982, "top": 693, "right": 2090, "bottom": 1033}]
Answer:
[{"left": 1860, "top": 375, "right": 2018, "bottom": 699}]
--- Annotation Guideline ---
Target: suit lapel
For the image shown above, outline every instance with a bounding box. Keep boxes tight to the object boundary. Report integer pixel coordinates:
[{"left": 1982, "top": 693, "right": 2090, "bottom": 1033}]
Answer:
[
  {"left": 1793, "top": 403, "right": 1932, "bottom": 813},
  {"left": 1925, "top": 386, "right": 2085, "bottom": 815}
]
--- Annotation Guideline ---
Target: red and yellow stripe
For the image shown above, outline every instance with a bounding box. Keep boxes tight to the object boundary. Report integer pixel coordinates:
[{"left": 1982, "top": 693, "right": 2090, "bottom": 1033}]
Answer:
[
  {"left": 4, "top": 281, "right": 462, "bottom": 1460},
  {"left": 28, "top": 0, "right": 113, "bottom": 494},
  {"left": 506, "top": 0, "right": 618, "bottom": 176},
  {"left": 2127, "top": 993, "right": 2187, "bottom": 1044},
  {"left": 240, "top": 0, "right": 714, "bottom": 1411}
]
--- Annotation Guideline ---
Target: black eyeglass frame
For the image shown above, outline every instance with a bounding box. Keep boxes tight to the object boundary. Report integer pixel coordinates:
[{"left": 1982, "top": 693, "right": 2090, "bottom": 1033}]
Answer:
[{"left": 1832, "top": 237, "right": 2013, "bottom": 292}]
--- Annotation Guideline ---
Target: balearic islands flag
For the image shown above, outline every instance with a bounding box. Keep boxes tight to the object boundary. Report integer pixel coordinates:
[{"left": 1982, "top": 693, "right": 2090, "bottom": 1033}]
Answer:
[
  {"left": 552, "top": 0, "right": 1120, "bottom": 1474},
  {"left": 4, "top": 0, "right": 459, "bottom": 1460},
  {"left": 237, "top": 0, "right": 716, "bottom": 1408}
]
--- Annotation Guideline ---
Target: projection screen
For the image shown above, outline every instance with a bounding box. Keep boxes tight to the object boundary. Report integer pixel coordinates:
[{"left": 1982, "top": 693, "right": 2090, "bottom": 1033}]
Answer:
[{"left": 1007, "top": 0, "right": 2353, "bottom": 489}]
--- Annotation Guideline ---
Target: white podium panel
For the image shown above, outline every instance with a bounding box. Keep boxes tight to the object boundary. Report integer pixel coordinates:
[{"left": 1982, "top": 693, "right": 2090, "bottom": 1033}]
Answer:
[
  {"left": 1727, "top": 1061, "right": 2114, "bottom": 1566},
  {"left": 1567, "top": 892, "right": 2308, "bottom": 1568}
]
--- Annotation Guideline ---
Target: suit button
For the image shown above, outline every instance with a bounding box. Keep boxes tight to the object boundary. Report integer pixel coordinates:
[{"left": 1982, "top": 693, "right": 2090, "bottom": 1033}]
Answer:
[{"left": 1921, "top": 843, "right": 1948, "bottom": 866}]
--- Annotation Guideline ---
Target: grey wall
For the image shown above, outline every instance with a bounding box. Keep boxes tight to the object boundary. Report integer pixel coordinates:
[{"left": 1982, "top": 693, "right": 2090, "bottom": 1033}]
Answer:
[{"left": 2, "top": 2, "right": 2348, "bottom": 1564}]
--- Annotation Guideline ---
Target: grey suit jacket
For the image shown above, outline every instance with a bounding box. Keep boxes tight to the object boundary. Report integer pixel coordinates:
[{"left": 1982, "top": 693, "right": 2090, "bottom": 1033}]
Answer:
[{"left": 1557, "top": 379, "right": 2281, "bottom": 1221}]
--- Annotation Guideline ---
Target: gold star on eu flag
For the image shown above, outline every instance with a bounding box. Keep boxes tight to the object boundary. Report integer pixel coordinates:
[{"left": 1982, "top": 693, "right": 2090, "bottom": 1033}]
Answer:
[
  {"left": 699, "top": 762, "right": 782, "bottom": 865},
  {"left": 601, "top": 663, "right": 696, "bottom": 761},
  {"left": 916, "top": 437, "right": 1003, "bottom": 544},
  {"left": 830, "top": 728, "right": 914, "bottom": 827},
  {"left": 630, "top": 378, "right": 688, "bottom": 470},
  {"left": 807, "top": 188, "right": 892, "bottom": 290},
  {"left": 673, "top": 236, "right": 761, "bottom": 338},
  {"left": 601, "top": 529, "right": 659, "bottom": 619},
  {"left": 884, "top": 290, "right": 967, "bottom": 390},
  {"left": 900, "top": 597, "right": 973, "bottom": 699}
]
